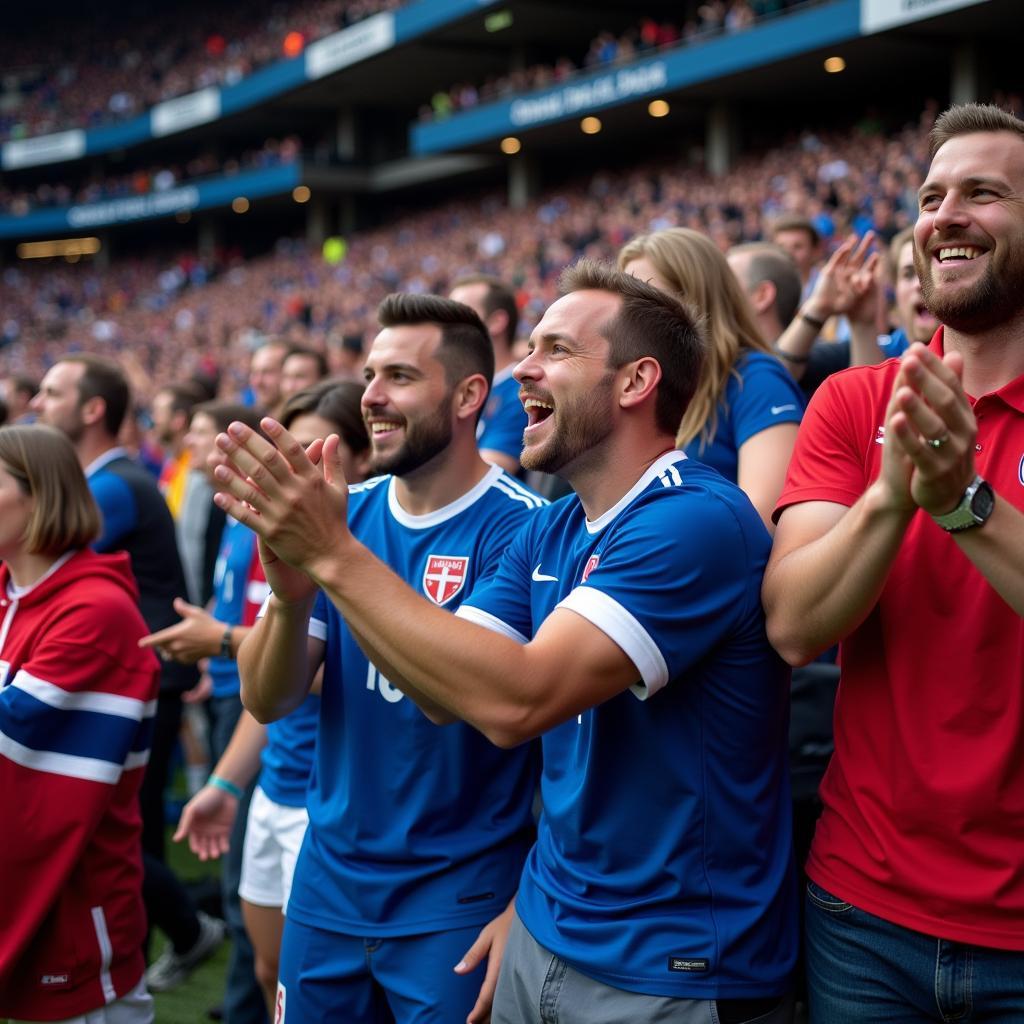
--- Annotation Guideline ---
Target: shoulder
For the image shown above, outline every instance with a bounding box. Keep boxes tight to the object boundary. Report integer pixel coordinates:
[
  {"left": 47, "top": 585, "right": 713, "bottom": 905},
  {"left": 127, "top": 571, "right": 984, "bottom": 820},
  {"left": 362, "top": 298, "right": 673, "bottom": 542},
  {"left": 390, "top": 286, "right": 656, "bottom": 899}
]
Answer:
[{"left": 486, "top": 472, "right": 548, "bottom": 514}]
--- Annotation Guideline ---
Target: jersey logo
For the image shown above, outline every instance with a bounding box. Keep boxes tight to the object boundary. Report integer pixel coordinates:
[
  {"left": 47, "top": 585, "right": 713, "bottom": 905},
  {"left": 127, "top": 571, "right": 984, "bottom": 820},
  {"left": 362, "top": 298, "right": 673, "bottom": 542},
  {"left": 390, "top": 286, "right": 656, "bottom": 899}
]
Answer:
[
  {"left": 423, "top": 555, "right": 469, "bottom": 605},
  {"left": 874, "top": 426, "right": 886, "bottom": 445},
  {"left": 771, "top": 404, "right": 796, "bottom": 415},
  {"left": 581, "top": 555, "right": 599, "bottom": 583},
  {"left": 668, "top": 956, "right": 709, "bottom": 972},
  {"left": 532, "top": 564, "right": 558, "bottom": 582}
]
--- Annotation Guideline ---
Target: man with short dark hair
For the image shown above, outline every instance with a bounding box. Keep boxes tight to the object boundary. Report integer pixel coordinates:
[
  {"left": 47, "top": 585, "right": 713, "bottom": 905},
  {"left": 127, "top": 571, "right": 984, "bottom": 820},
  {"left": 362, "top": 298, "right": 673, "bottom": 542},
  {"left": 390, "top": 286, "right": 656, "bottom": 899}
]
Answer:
[
  {"left": 771, "top": 215, "right": 822, "bottom": 297},
  {"left": 728, "top": 242, "right": 803, "bottom": 343},
  {"left": 765, "top": 103, "right": 1024, "bottom": 1020},
  {"left": 228, "top": 293, "right": 545, "bottom": 1023},
  {"left": 248, "top": 341, "right": 289, "bottom": 418},
  {"left": 2, "top": 374, "right": 37, "bottom": 423},
  {"left": 449, "top": 274, "right": 526, "bottom": 474},
  {"left": 218, "top": 263, "right": 796, "bottom": 1022}
]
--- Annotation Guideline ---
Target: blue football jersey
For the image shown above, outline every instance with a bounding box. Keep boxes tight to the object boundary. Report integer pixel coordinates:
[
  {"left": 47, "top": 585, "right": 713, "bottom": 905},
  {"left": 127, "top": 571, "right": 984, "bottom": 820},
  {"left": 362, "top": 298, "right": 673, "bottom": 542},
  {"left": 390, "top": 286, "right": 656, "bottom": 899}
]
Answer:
[
  {"left": 260, "top": 693, "right": 320, "bottom": 807},
  {"left": 208, "top": 518, "right": 257, "bottom": 699},
  {"left": 684, "top": 351, "right": 804, "bottom": 483},
  {"left": 458, "top": 451, "right": 797, "bottom": 998},
  {"left": 287, "top": 465, "right": 545, "bottom": 938}
]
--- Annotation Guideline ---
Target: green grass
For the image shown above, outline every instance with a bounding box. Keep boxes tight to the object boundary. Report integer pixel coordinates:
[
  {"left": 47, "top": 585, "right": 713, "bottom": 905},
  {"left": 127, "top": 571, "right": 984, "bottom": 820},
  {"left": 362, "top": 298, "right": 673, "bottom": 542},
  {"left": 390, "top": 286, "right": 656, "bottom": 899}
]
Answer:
[{"left": 151, "top": 819, "right": 229, "bottom": 1023}]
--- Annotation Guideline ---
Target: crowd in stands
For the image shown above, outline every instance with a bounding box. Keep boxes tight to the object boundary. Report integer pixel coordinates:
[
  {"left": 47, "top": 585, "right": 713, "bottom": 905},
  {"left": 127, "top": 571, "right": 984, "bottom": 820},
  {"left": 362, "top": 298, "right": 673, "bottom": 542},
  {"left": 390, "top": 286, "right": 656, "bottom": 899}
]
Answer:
[
  {"left": 0, "top": 136, "right": 302, "bottom": 216},
  {"left": 0, "top": 0, "right": 402, "bottom": 143},
  {"left": 0, "top": 107, "right": 938, "bottom": 411},
  {"left": 421, "top": 0, "right": 808, "bottom": 121}
]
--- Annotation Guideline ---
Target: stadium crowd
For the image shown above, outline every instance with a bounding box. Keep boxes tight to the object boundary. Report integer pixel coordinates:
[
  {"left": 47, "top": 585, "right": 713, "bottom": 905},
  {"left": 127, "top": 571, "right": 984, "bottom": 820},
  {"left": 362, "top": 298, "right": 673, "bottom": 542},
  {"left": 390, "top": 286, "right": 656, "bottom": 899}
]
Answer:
[
  {"left": 0, "top": 108, "right": 940, "bottom": 409},
  {"left": 0, "top": 136, "right": 303, "bottom": 216},
  {"left": 3, "top": 98, "right": 1024, "bottom": 1024},
  {"left": 421, "top": 0, "right": 808, "bottom": 122},
  {"left": 1, "top": 0, "right": 402, "bottom": 143}
]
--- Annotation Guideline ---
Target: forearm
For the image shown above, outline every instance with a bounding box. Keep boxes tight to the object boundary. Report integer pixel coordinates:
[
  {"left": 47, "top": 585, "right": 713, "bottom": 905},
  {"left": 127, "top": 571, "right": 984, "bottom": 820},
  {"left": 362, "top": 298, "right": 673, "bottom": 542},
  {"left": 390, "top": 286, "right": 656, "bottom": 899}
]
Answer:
[
  {"left": 210, "top": 708, "right": 268, "bottom": 789},
  {"left": 237, "top": 596, "right": 315, "bottom": 722},
  {"left": 848, "top": 322, "right": 886, "bottom": 367},
  {"left": 763, "top": 484, "right": 913, "bottom": 664},
  {"left": 955, "top": 498, "right": 1024, "bottom": 615},
  {"left": 309, "top": 540, "right": 539, "bottom": 745},
  {"left": 773, "top": 312, "right": 820, "bottom": 382}
]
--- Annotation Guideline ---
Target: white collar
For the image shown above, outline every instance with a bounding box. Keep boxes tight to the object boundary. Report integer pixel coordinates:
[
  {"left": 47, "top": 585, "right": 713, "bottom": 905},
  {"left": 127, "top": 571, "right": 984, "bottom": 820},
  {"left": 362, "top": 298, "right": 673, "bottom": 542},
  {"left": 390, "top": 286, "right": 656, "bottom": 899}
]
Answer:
[{"left": 585, "top": 450, "right": 688, "bottom": 535}]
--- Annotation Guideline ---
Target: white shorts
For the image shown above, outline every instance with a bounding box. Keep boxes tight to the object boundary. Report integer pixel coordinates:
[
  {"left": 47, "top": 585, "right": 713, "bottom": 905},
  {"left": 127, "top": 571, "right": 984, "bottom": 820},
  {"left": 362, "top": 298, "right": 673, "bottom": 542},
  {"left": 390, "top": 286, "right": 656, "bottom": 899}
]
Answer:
[
  {"left": 10, "top": 977, "right": 153, "bottom": 1024},
  {"left": 238, "top": 785, "right": 309, "bottom": 911}
]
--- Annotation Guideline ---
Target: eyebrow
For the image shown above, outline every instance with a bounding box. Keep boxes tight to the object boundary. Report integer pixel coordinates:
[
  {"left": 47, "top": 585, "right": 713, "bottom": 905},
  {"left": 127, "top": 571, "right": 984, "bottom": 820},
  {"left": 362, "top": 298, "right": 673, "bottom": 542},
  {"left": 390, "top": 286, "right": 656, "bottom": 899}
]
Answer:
[
  {"left": 364, "top": 361, "right": 423, "bottom": 377},
  {"left": 918, "top": 175, "right": 1010, "bottom": 199}
]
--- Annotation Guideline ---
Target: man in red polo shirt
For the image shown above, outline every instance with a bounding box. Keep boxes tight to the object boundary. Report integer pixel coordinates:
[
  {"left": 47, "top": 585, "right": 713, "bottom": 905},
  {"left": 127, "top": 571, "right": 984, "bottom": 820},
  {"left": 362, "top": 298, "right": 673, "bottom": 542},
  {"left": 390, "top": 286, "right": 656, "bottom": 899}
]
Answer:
[{"left": 764, "top": 102, "right": 1024, "bottom": 1022}]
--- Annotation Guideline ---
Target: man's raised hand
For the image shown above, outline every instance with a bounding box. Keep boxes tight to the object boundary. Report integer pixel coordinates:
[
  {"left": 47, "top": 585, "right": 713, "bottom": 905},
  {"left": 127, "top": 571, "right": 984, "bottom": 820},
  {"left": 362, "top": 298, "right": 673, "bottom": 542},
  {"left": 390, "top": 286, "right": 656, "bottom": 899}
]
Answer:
[{"left": 213, "top": 417, "right": 352, "bottom": 574}]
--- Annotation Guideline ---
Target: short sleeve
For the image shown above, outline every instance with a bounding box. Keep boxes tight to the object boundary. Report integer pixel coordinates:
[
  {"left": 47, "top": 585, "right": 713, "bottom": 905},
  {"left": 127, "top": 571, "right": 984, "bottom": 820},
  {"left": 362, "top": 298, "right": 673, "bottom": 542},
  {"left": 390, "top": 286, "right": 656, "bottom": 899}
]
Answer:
[
  {"left": 774, "top": 369, "right": 877, "bottom": 521},
  {"left": 457, "top": 519, "right": 535, "bottom": 644},
  {"left": 557, "top": 495, "right": 758, "bottom": 699},
  {"left": 309, "top": 590, "right": 330, "bottom": 642},
  {"left": 730, "top": 352, "right": 805, "bottom": 448}
]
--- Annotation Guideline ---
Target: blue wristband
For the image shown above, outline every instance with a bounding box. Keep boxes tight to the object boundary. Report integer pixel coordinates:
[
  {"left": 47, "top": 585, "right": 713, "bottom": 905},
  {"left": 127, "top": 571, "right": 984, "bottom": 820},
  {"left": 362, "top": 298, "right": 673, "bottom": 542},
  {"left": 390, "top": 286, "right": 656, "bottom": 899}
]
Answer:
[{"left": 208, "top": 774, "right": 243, "bottom": 800}]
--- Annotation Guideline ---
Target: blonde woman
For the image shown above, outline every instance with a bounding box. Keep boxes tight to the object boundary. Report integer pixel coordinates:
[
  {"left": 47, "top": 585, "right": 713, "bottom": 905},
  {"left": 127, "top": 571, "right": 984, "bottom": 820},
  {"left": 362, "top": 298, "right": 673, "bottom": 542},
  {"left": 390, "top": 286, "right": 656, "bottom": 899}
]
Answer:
[{"left": 620, "top": 228, "right": 804, "bottom": 527}]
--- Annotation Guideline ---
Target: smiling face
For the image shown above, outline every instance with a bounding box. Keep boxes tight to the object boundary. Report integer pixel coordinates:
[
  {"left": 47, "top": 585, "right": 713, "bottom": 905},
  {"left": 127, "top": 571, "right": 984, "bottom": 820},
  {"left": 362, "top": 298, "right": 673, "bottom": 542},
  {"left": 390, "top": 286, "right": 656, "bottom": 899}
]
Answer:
[
  {"left": 914, "top": 130, "right": 1024, "bottom": 333},
  {"left": 515, "top": 289, "right": 621, "bottom": 477},
  {"left": 894, "top": 240, "right": 939, "bottom": 344},
  {"left": 361, "top": 323, "right": 454, "bottom": 478}
]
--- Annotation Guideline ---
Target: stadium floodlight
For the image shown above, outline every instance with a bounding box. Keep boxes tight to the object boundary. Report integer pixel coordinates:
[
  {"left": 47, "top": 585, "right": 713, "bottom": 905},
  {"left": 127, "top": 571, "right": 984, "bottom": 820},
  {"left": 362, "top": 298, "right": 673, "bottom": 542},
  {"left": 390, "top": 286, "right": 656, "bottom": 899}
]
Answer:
[
  {"left": 485, "top": 10, "right": 513, "bottom": 32},
  {"left": 232, "top": 197, "right": 251, "bottom": 213},
  {"left": 648, "top": 100, "right": 670, "bottom": 118},
  {"left": 824, "top": 56, "right": 846, "bottom": 73},
  {"left": 293, "top": 186, "right": 312, "bottom": 203},
  {"left": 580, "top": 116, "right": 602, "bottom": 135},
  {"left": 500, "top": 137, "right": 522, "bottom": 155},
  {"left": 16, "top": 237, "right": 101, "bottom": 259}
]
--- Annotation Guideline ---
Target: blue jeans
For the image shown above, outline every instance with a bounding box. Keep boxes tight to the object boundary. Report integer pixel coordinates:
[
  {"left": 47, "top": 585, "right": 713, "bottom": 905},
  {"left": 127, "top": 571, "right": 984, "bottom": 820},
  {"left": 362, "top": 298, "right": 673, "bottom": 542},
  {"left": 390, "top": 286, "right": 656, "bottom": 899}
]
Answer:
[{"left": 805, "top": 879, "right": 1024, "bottom": 1023}]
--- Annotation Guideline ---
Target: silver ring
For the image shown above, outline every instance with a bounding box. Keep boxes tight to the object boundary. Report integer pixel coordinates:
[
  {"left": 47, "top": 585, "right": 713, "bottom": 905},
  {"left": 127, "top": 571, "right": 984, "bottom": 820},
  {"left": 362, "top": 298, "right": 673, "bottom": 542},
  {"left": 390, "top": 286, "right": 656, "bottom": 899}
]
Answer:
[{"left": 927, "top": 434, "right": 950, "bottom": 449}]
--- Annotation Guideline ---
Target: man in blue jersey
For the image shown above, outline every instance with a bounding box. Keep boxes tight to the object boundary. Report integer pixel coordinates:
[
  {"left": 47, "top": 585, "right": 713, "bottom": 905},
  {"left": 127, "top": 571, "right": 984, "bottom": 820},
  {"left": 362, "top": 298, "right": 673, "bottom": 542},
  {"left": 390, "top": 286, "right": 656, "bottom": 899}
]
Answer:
[
  {"left": 449, "top": 274, "right": 527, "bottom": 475},
  {"left": 216, "top": 264, "right": 796, "bottom": 1023},
  {"left": 231, "top": 294, "right": 545, "bottom": 1024}
]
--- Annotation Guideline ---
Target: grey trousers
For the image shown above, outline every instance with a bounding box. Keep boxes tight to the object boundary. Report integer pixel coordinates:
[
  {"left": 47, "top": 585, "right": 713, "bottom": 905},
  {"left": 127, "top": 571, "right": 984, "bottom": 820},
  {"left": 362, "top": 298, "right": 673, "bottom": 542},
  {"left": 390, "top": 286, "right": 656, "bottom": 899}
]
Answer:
[{"left": 492, "top": 913, "right": 793, "bottom": 1024}]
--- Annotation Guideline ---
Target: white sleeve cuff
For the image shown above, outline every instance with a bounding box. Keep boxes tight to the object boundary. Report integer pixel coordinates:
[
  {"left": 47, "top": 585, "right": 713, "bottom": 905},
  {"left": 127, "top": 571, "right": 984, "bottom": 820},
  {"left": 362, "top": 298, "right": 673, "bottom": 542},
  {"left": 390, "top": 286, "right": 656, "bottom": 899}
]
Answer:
[
  {"left": 455, "top": 605, "right": 528, "bottom": 644},
  {"left": 556, "top": 587, "right": 668, "bottom": 700}
]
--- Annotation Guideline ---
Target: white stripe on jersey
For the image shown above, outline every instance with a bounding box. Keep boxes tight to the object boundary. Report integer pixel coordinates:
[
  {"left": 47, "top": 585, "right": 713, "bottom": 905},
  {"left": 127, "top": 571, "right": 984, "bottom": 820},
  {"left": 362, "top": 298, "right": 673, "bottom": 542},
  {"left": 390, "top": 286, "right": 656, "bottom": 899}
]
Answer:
[
  {"left": 455, "top": 605, "right": 529, "bottom": 644},
  {"left": 492, "top": 475, "right": 547, "bottom": 510},
  {"left": 91, "top": 906, "right": 117, "bottom": 1004},
  {"left": 348, "top": 475, "right": 388, "bottom": 495},
  {"left": 0, "top": 730, "right": 123, "bottom": 784},
  {"left": 657, "top": 465, "right": 683, "bottom": 488},
  {"left": 12, "top": 671, "right": 155, "bottom": 722},
  {"left": 124, "top": 749, "right": 152, "bottom": 771}
]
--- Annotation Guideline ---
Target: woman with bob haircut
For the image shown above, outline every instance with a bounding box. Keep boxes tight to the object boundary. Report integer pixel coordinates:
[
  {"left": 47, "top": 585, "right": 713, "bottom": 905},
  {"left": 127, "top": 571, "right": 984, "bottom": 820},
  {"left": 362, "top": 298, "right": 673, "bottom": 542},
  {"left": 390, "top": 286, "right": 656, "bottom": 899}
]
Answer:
[
  {"left": 0, "top": 425, "right": 159, "bottom": 1023},
  {"left": 619, "top": 227, "right": 805, "bottom": 528}
]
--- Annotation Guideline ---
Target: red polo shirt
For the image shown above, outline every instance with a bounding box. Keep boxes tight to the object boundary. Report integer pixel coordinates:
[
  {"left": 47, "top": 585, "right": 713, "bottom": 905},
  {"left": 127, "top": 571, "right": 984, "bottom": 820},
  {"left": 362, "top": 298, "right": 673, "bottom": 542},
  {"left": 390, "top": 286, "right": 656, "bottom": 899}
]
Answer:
[{"left": 776, "top": 329, "right": 1024, "bottom": 949}]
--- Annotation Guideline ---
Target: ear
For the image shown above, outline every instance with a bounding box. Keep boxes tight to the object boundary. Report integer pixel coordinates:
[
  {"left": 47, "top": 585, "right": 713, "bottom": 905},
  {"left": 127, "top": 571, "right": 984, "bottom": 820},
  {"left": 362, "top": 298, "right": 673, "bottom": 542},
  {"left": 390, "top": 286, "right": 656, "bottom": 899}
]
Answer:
[
  {"left": 750, "top": 280, "right": 777, "bottom": 316},
  {"left": 79, "top": 395, "right": 106, "bottom": 429},
  {"left": 617, "top": 356, "right": 662, "bottom": 412},
  {"left": 454, "top": 373, "right": 489, "bottom": 423}
]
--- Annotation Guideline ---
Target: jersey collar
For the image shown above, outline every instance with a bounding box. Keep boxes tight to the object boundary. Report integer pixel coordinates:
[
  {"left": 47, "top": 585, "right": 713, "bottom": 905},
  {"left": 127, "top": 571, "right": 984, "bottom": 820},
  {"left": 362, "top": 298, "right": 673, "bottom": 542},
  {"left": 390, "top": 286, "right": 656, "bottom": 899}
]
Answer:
[
  {"left": 387, "top": 463, "right": 505, "bottom": 529},
  {"left": 585, "top": 450, "right": 687, "bottom": 535}
]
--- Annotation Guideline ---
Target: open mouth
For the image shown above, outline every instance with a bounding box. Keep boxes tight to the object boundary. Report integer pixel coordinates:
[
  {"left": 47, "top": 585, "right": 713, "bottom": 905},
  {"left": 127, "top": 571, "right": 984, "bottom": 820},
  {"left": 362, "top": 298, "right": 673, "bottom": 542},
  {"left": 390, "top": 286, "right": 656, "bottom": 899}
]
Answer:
[
  {"left": 935, "top": 245, "right": 985, "bottom": 264},
  {"left": 367, "top": 419, "right": 403, "bottom": 439},
  {"left": 523, "top": 397, "right": 554, "bottom": 432}
]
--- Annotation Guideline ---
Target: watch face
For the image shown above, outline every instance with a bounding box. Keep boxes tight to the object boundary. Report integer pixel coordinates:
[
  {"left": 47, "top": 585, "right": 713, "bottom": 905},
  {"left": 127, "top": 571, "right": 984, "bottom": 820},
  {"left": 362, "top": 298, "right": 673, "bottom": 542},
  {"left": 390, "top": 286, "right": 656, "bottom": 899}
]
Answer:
[{"left": 971, "top": 482, "right": 995, "bottom": 521}]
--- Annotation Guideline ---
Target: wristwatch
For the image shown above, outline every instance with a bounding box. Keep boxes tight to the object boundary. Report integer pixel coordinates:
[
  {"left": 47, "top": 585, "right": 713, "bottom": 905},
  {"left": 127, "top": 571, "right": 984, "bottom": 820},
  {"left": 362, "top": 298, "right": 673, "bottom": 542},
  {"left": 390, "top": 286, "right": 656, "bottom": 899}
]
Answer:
[
  {"left": 219, "top": 625, "right": 235, "bottom": 660},
  {"left": 931, "top": 475, "right": 995, "bottom": 532}
]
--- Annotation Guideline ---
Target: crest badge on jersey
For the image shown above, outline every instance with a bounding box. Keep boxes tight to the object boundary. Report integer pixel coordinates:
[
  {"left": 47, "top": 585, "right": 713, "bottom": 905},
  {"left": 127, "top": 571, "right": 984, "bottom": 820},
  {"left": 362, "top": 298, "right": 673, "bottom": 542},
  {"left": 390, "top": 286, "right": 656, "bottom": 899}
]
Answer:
[
  {"left": 581, "top": 555, "right": 600, "bottom": 583},
  {"left": 423, "top": 555, "right": 469, "bottom": 605}
]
